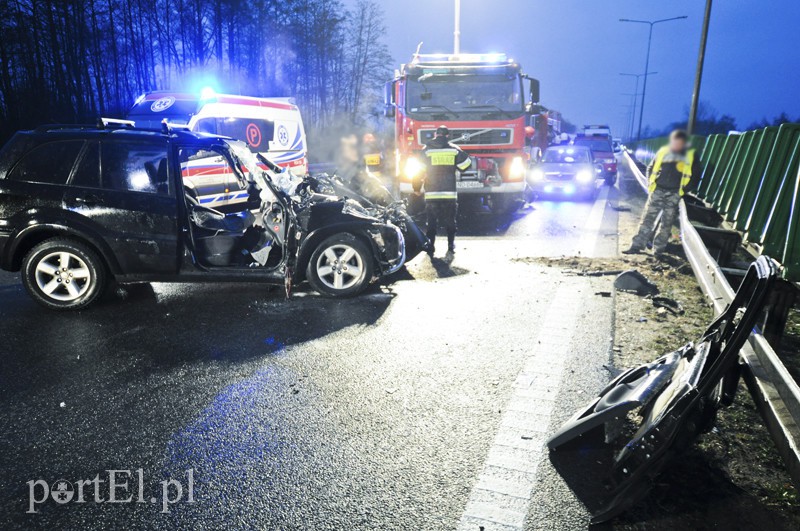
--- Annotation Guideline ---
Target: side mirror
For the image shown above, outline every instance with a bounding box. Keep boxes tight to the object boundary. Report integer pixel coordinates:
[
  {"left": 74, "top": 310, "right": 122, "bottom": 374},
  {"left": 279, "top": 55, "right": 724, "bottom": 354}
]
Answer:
[
  {"left": 528, "top": 78, "right": 540, "bottom": 104},
  {"left": 383, "top": 81, "right": 396, "bottom": 118}
]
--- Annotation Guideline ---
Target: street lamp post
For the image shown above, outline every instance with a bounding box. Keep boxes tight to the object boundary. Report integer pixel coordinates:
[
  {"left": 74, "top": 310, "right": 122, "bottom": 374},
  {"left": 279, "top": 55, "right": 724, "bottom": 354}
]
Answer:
[
  {"left": 620, "top": 98, "right": 637, "bottom": 140},
  {"left": 620, "top": 16, "right": 687, "bottom": 140},
  {"left": 620, "top": 72, "right": 657, "bottom": 142},
  {"left": 688, "top": 0, "right": 714, "bottom": 135},
  {"left": 454, "top": 0, "right": 461, "bottom": 55}
]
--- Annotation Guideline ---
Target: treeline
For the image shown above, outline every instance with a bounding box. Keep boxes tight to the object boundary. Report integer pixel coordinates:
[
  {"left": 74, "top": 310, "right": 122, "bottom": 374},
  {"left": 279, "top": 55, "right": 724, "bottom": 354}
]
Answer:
[
  {"left": 642, "top": 101, "right": 800, "bottom": 138},
  {"left": 0, "top": 0, "right": 392, "bottom": 143}
]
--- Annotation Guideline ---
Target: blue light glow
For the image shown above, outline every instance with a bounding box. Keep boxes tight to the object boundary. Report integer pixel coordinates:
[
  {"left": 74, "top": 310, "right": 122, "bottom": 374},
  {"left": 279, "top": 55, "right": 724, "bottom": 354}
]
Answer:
[{"left": 200, "top": 86, "right": 217, "bottom": 100}]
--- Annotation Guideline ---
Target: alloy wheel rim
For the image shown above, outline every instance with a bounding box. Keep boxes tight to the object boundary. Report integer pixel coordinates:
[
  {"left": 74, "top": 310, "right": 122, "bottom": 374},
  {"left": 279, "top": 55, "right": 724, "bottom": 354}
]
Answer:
[
  {"left": 34, "top": 251, "right": 92, "bottom": 302},
  {"left": 315, "top": 244, "right": 364, "bottom": 291}
]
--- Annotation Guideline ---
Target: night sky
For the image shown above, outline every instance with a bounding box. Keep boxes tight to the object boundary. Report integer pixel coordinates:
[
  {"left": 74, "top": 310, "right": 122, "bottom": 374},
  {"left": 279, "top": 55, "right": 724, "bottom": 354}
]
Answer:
[{"left": 356, "top": 0, "right": 800, "bottom": 134}]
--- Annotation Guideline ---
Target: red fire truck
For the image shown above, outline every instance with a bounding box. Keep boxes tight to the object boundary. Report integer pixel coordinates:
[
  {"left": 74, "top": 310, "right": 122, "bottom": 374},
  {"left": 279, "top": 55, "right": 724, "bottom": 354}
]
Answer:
[{"left": 384, "top": 52, "right": 551, "bottom": 212}]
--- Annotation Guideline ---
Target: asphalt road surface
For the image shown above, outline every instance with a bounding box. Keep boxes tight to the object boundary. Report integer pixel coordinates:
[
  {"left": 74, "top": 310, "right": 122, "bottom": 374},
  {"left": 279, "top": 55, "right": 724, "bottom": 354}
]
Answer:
[{"left": 0, "top": 186, "right": 622, "bottom": 530}]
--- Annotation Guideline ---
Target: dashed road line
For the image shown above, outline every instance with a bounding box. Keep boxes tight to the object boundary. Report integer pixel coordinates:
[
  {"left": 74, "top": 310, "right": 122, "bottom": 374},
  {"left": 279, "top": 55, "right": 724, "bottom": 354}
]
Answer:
[
  {"left": 457, "top": 191, "right": 610, "bottom": 530},
  {"left": 457, "top": 283, "right": 587, "bottom": 531},
  {"left": 577, "top": 185, "right": 610, "bottom": 258}
]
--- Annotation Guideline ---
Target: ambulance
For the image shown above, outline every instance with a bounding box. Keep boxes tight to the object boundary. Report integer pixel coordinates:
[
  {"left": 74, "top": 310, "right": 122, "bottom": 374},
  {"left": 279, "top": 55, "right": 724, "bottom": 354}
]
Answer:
[{"left": 128, "top": 90, "right": 308, "bottom": 209}]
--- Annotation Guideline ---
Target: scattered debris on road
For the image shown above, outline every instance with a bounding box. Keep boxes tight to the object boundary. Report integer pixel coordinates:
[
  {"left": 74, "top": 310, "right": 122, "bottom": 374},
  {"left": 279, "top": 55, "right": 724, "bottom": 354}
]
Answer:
[
  {"left": 614, "top": 270, "right": 659, "bottom": 296},
  {"left": 549, "top": 257, "right": 779, "bottom": 523},
  {"left": 652, "top": 295, "right": 685, "bottom": 315}
]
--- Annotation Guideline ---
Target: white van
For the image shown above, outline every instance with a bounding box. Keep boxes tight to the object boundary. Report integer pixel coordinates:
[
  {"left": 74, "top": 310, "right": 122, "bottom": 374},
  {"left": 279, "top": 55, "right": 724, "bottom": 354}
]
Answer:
[{"left": 128, "top": 91, "right": 308, "bottom": 209}]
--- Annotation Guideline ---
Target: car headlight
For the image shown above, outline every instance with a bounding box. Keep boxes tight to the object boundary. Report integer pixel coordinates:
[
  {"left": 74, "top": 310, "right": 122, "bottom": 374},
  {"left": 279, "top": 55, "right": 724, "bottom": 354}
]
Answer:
[
  {"left": 509, "top": 156, "right": 526, "bottom": 180},
  {"left": 530, "top": 168, "right": 545, "bottom": 181},
  {"left": 576, "top": 170, "right": 594, "bottom": 183},
  {"left": 403, "top": 157, "right": 424, "bottom": 180}
]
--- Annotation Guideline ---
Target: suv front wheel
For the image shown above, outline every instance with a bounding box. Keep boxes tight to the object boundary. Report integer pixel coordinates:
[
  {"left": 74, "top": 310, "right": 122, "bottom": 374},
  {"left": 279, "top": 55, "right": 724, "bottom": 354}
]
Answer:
[
  {"left": 22, "top": 238, "right": 107, "bottom": 310},
  {"left": 307, "top": 233, "right": 373, "bottom": 297}
]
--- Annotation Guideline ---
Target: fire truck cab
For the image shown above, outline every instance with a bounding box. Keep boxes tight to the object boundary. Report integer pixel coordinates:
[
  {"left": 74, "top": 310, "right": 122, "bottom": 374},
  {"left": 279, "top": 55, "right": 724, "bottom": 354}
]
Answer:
[{"left": 385, "top": 53, "right": 541, "bottom": 213}]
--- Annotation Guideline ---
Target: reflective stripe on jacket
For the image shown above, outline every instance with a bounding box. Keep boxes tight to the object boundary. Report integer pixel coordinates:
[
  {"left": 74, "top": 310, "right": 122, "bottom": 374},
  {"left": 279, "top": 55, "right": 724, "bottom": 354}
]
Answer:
[
  {"left": 649, "top": 146, "right": 696, "bottom": 196},
  {"left": 424, "top": 191, "right": 458, "bottom": 200},
  {"left": 421, "top": 137, "right": 472, "bottom": 199}
]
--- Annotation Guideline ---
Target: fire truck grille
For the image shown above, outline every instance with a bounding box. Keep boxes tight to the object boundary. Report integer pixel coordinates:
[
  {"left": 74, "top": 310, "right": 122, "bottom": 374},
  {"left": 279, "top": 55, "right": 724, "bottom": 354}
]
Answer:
[{"left": 419, "top": 128, "right": 514, "bottom": 146}]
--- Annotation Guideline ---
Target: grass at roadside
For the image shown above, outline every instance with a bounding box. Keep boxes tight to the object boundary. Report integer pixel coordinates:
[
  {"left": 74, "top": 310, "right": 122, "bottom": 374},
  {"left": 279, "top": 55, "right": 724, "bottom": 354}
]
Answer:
[{"left": 522, "top": 174, "right": 800, "bottom": 528}]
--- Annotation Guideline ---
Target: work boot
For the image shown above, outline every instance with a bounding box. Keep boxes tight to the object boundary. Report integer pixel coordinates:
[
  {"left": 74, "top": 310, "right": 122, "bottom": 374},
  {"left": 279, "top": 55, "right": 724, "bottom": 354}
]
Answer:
[{"left": 622, "top": 246, "right": 644, "bottom": 255}]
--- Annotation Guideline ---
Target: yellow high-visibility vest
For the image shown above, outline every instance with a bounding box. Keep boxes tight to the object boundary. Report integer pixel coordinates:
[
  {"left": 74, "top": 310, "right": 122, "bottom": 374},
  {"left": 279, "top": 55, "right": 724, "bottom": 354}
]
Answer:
[{"left": 649, "top": 146, "right": 696, "bottom": 196}]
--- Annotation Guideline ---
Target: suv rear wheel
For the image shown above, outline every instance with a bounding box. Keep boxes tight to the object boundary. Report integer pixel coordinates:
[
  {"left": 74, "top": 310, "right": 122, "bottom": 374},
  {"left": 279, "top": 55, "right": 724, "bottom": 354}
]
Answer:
[
  {"left": 307, "top": 233, "right": 373, "bottom": 297},
  {"left": 22, "top": 238, "right": 107, "bottom": 310}
]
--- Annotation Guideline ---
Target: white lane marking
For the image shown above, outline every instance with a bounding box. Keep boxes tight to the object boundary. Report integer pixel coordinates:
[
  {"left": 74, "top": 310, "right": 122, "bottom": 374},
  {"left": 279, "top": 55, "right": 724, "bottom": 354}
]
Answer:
[
  {"left": 457, "top": 283, "right": 586, "bottom": 531},
  {"left": 577, "top": 186, "right": 610, "bottom": 258}
]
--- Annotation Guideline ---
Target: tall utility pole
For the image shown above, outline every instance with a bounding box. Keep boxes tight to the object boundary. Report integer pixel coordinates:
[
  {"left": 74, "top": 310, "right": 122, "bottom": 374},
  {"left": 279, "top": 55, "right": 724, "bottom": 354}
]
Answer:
[
  {"left": 688, "top": 0, "right": 713, "bottom": 135},
  {"left": 454, "top": 0, "right": 462, "bottom": 55},
  {"left": 620, "top": 16, "right": 687, "bottom": 140},
  {"left": 620, "top": 72, "right": 657, "bottom": 142},
  {"left": 620, "top": 98, "right": 637, "bottom": 140}
]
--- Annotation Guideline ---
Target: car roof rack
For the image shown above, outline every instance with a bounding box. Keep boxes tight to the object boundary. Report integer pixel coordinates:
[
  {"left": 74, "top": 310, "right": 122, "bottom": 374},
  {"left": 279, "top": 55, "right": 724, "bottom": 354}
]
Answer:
[
  {"left": 98, "top": 117, "right": 136, "bottom": 129},
  {"left": 160, "top": 120, "right": 191, "bottom": 134},
  {"left": 34, "top": 124, "right": 98, "bottom": 133}
]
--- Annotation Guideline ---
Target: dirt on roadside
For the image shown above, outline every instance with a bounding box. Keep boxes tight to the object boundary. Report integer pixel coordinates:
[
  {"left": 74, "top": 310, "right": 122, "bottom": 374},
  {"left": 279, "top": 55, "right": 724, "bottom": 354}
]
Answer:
[{"left": 523, "top": 176, "right": 800, "bottom": 529}]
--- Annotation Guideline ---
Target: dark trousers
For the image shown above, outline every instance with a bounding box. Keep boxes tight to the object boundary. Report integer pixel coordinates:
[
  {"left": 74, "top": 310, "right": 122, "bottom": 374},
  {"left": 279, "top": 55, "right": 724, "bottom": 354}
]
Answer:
[{"left": 425, "top": 200, "right": 458, "bottom": 249}]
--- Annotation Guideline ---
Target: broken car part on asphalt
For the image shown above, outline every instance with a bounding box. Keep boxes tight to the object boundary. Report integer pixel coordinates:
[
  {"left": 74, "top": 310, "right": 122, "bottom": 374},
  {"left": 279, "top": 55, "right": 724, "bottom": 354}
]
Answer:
[
  {"left": 547, "top": 256, "right": 778, "bottom": 523},
  {"left": 613, "top": 270, "right": 659, "bottom": 296}
]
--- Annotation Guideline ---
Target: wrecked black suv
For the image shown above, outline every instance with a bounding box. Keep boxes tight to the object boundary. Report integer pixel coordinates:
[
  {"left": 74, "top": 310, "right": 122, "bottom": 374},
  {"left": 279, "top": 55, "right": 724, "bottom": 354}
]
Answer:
[{"left": 0, "top": 122, "right": 427, "bottom": 310}]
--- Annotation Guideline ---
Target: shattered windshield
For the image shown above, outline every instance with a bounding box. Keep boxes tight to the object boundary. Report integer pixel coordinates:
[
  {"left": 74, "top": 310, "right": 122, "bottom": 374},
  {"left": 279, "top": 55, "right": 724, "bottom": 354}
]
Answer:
[{"left": 406, "top": 74, "right": 523, "bottom": 117}]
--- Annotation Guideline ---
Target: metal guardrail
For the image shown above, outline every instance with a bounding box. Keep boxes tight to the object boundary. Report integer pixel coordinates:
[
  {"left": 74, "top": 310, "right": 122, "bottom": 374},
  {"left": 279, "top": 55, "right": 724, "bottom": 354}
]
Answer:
[
  {"left": 622, "top": 150, "right": 649, "bottom": 193},
  {"left": 622, "top": 151, "right": 800, "bottom": 484},
  {"left": 631, "top": 124, "right": 800, "bottom": 282}
]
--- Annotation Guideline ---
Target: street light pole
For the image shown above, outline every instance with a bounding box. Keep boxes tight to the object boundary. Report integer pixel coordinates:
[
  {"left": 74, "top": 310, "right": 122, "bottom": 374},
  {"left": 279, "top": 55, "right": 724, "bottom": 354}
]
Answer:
[
  {"left": 620, "top": 16, "right": 687, "bottom": 140},
  {"left": 620, "top": 97, "right": 638, "bottom": 140},
  {"left": 620, "top": 72, "right": 657, "bottom": 142},
  {"left": 454, "top": 0, "right": 461, "bottom": 55},
  {"left": 688, "top": 0, "right": 713, "bottom": 135}
]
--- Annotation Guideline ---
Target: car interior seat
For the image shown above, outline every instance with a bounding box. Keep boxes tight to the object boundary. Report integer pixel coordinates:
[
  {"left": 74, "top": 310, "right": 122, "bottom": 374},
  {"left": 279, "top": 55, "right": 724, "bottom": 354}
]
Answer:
[{"left": 184, "top": 187, "right": 257, "bottom": 267}]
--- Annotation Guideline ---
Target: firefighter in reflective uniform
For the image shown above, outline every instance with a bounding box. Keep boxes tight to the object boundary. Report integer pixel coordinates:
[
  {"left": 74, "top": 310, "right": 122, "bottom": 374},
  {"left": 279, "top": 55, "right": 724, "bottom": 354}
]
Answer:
[
  {"left": 624, "top": 129, "right": 702, "bottom": 256},
  {"left": 418, "top": 126, "right": 472, "bottom": 256}
]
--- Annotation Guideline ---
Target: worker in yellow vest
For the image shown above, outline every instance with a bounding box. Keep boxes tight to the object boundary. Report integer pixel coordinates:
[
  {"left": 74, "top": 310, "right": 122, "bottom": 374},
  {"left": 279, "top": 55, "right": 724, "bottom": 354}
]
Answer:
[{"left": 624, "top": 129, "right": 701, "bottom": 256}]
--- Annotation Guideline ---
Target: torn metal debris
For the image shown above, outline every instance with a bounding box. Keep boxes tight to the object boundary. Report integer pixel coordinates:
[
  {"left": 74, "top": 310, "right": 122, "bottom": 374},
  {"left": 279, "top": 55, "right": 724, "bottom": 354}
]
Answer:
[{"left": 547, "top": 256, "right": 778, "bottom": 523}]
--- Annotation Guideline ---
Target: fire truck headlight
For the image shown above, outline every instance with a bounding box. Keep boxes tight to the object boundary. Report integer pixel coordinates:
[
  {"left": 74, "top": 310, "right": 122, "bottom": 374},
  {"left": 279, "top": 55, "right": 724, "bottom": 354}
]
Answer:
[
  {"left": 530, "top": 168, "right": 545, "bottom": 182},
  {"left": 576, "top": 170, "right": 594, "bottom": 183},
  {"left": 509, "top": 157, "right": 526, "bottom": 180},
  {"left": 403, "top": 157, "right": 424, "bottom": 181}
]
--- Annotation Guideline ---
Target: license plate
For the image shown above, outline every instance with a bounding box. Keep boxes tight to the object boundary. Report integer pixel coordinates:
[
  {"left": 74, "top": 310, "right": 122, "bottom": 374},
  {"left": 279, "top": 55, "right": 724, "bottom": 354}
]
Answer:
[
  {"left": 457, "top": 181, "right": 484, "bottom": 189},
  {"left": 364, "top": 154, "right": 381, "bottom": 166}
]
